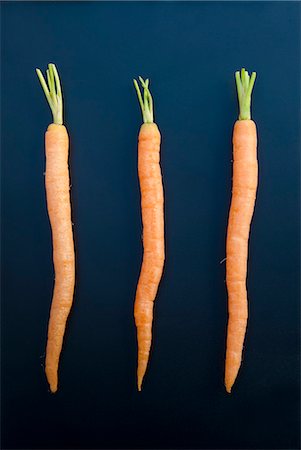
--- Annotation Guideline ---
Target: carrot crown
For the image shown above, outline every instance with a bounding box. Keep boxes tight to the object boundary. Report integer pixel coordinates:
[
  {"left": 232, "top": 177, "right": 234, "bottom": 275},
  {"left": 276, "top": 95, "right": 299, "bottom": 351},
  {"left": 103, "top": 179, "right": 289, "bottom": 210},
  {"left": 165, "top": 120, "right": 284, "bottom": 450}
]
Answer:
[
  {"left": 235, "top": 68, "right": 256, "bottom": 120},
  {"left": 133, "top": 77, "right": 154, "bottom": 123},
  {"left": 36, "top": 63, "right": 63, "bottom": 125}
]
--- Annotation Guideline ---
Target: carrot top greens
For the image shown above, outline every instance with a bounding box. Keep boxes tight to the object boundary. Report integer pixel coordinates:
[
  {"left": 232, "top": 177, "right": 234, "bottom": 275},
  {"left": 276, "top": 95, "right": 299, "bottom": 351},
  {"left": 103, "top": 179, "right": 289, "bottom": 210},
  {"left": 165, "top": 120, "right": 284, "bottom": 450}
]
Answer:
[
  {"left": 133, "top": 77, "right": 154, "bottom": 124},
  {"left": 235, "top": 68, "right": 256, "bottom": 121},
  {"left": 36, "top": 63, "right": 63, "bottom": 125}
]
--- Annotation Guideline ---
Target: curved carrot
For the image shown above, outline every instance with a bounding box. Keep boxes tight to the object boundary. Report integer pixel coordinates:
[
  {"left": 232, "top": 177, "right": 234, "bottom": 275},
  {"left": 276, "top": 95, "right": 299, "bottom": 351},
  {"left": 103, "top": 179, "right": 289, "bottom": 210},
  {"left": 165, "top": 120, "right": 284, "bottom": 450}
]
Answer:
[
  {"left": 225, "top": 68, "right": 257, "bottom": 393},
  {"left": 36, "top": 64, "right": 75, "bottom": 393},
  {"left": 133, "top": 77, "right": 165, "bottom": 391}
]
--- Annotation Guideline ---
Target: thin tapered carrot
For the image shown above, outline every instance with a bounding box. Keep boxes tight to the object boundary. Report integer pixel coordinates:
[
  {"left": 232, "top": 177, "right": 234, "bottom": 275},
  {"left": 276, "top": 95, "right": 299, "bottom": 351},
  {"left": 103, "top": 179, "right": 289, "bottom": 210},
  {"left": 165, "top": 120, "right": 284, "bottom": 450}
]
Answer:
[
  {"left": 225, "top": 68, "right": 257, "bottom": 393},
  {"left": 133, "top": 77, "right": 165, "bottom": 391},
  {"left": 36, "top": 63, "right": 75, "bottom": 393}
]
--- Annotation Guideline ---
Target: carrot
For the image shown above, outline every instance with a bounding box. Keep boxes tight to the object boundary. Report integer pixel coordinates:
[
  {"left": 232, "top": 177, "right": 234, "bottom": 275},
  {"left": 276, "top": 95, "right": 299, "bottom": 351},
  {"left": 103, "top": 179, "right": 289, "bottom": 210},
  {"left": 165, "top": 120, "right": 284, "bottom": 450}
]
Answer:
[
  {"left": 225, "top": 68, "right": 257, "bottom": 393},
  {"left": 133, "top": 77, "right": 165, "bottom": 391},
  {"left": 36, "top": 63, "right": 75, "bottom": 393}
]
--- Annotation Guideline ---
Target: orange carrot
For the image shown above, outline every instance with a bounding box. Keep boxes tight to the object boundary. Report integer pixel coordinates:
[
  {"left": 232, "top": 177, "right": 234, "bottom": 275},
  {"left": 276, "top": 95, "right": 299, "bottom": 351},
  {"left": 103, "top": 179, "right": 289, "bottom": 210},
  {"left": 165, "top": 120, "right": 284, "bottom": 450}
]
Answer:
[
  {"left": 225, "top": 68, "right": 257, "bottom": 393},
  {"left": 133, "top": 77, "right": 165, "bottom": 391},
  {"left": 36, "top": 63, "right": 75, "bottom": 393}
]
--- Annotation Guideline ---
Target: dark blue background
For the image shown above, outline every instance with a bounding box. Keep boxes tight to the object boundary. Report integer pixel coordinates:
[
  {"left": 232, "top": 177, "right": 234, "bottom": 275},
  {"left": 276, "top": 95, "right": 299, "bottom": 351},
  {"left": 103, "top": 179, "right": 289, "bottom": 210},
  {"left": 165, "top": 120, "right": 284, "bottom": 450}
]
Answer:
[{"left": 1, "top": 2, "right": 300, "bottom": 449}]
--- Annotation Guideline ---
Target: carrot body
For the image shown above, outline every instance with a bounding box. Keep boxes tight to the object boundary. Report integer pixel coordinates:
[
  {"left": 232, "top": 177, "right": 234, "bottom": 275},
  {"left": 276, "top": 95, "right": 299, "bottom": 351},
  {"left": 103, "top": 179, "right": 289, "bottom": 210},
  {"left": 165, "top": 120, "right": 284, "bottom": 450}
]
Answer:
[
  {"left": 225, "top": 120, "right": 257, "bottom": 392},
  {"left": 36, "top": 64, "right": 75, "bottom": 393},
  {"left": 134, "top": 122, "right": 164, "bottom": 391},
  {"left": 225, "top": 68, "right": 257, "bottom": 393},
  {"left": 45, "top": 124, "right": 75, "bottom": 393}
]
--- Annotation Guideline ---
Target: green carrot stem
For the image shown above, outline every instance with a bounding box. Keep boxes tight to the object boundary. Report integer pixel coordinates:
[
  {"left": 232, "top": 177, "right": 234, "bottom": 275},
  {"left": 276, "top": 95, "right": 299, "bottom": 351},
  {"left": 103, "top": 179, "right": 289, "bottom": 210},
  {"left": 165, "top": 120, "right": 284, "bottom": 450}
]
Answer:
[
  {"left": 36, "top": 63, "right": 63, "bottom": 125},
  {"left": 133, "top": 76, "right": 154, "bottom": 123},
  {"left": 235, "top": 68, "right": 256, "bottom": 120}
]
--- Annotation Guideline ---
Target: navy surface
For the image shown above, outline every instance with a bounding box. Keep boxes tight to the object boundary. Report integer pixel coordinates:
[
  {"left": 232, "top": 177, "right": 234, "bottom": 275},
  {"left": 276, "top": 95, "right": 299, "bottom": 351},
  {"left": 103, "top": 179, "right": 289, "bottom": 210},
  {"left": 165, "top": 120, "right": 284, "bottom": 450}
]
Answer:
[{"left": 1, "top": 2, "right": 300, "bottom": 449}]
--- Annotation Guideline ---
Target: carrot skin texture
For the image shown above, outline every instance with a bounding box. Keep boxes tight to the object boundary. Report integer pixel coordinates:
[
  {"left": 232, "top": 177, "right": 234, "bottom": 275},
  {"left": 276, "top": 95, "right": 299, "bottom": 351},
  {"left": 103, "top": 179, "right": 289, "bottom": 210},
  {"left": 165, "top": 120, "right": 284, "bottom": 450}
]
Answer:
[
  {"left": 134, "top": 122, "right": 165, "bottom": 391},
  {"left": 225, "top": 119, "right": 258, "bottom": 393},
  {"left": 45, "top": 124, "right": 75, "bottom": 393}
]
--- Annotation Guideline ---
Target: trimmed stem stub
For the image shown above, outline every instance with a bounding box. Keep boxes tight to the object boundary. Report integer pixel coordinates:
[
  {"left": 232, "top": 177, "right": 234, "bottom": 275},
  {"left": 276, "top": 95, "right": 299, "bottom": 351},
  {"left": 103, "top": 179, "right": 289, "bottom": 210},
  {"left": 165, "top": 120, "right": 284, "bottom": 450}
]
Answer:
[
  {"left": 235, "top": 68, "right": 256, "bottom": 120},
  {"left": 36, "top": 63, "right": 63, "bottom": 125},
  {"left": 133, "top": 76, "right": 154, "bottom": 123}
]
